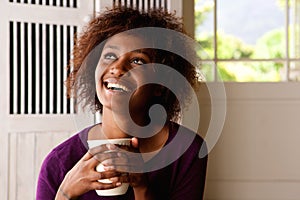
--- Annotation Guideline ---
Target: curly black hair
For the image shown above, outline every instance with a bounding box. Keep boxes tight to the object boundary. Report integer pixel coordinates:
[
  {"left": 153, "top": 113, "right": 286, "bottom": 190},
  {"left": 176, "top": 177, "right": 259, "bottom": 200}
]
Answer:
[{"left": 66, "top": 6, "right": 200, "bottom": 121}]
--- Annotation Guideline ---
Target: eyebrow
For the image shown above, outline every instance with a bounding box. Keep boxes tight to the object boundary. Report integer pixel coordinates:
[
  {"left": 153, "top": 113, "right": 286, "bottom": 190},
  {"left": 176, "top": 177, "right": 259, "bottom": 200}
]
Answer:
[
  {"left": 103, "top": 45, "right": 153, "bottom": 59},
  {"left": 133, "top": 49, "right": 152, "bottom": 56},
  {"left": 103, "top": 45, "right": 120, "bottom": 50}
]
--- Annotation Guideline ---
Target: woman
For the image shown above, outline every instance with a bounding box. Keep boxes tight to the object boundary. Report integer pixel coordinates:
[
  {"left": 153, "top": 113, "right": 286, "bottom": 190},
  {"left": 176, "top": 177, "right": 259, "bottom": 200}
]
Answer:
[{"left": 36, "top": 6, "right": 207, "bottom": 200}]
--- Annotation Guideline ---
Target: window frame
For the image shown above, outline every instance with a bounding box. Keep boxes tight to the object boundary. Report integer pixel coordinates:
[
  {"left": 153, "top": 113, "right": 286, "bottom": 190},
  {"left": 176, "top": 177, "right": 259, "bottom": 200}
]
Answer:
[{"left": 196, "top": 0, "right": 300, "bottom": 82}]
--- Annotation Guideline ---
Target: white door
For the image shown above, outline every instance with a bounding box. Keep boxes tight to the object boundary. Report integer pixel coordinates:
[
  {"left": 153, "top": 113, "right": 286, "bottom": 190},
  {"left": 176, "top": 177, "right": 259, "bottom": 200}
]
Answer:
[{"left": 0, "top": 1, "right": 93, "bottom": 199}]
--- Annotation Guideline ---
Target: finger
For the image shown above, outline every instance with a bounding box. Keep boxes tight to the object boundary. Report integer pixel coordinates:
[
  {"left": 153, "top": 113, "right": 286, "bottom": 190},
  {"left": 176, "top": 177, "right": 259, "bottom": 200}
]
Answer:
[
  {"left": 107, "top": 165, "right": 143, "bottom": 173},
  {"left": 88, "top": 144, "right": 120, "bottom": 166},
  {"left": 102, "top": 153, "right": 144, "bottom": 172},
  {"left": 89, "top": 171, "right": 122, "bottom": 181},
  {"left": 82, "top": 151, "right": 94, "bottom": 161},
  {"left": 101, "top": 155, "right": 128, "bottom": 167},
  {"left": 109, "top": 173, "right": 129, "bottom": 183},
  {"left": 92, "top": 150, "right": 120, "bottom": 163},
  {"left": 91, "top": 181, "right": 122, "bottom": 190},
  {"left": 86, "top": 152, "right": 121, "bottom": 170},
  {"left": 88, "top": 143, "right": 113, "bottom": 156},
  {"left": 102, "top": 160, "right": 143, "bottom": 173},
  {"left": 106, "top": 173, "right": 147, "bottom": 187},
  {"left": 131, "top": 137, "right": 139, "bottom": 148}
]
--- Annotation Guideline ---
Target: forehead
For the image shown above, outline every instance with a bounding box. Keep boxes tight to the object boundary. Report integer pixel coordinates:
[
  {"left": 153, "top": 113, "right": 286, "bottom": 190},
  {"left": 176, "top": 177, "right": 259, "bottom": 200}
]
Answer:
[{"left": 103, "top": 33, "right": 151, "bottom": 52}]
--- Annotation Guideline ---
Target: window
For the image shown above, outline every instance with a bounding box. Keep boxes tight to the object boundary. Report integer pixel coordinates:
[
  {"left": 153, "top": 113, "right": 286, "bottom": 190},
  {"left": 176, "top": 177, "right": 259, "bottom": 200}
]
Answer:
[
  {"left": 195, "top": 0, "right": 300, "bottom": 82},
  {"left": 7, "top": 0, "right": 86, "bottom": 115},
  {"left": 9, "top": 21, "right": 77, "bottom": 114}
]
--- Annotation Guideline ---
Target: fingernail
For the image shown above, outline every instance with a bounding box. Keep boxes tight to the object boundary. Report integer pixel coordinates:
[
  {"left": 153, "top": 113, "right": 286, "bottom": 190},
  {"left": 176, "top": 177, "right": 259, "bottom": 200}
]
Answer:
[
  {"left": 106, "top": 143, "right": 116, "bottom": 150},
  {"left": 109, "top": 177, "right": 118, "bottom": 182},
  {"left": 104, "top": 166, "right": 115, "bottom": 170},
  {"left": 116, "top": 182, "right": 122, "bottom": 186}
]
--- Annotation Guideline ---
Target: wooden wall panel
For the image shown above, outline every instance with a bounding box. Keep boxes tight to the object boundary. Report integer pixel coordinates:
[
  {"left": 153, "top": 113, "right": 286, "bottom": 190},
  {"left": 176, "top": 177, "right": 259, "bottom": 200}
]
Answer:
[{"left": 8, "top": 131, "right": 73, "bottom": 199}]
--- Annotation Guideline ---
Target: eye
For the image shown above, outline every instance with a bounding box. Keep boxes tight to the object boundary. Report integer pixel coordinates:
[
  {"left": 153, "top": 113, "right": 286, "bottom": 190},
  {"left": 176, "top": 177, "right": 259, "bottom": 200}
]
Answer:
[
  {"left": 104, "top": 53, "right": 117, "bottom": 60},
  {"left": 131, "top": 58, "right": 147, "bottom": 65}
]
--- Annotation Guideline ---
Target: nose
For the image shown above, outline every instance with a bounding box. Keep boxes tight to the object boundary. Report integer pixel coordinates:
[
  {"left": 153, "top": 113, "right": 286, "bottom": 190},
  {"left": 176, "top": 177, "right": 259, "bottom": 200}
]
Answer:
[{"left": 108, "top": 56, "right": 130, "bottom": 77}]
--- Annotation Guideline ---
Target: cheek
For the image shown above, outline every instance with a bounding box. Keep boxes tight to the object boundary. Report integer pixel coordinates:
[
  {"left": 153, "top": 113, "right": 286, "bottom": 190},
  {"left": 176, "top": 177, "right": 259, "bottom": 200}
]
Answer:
[
  {"left": 130, "top": 85, "right": 156, "bottom": 105},
  {"left": 95, "top": 58, "right": 108, "bottom": 76},
  {"left": 94, "top": 68, "right": 103, "bottom": 99},
  {"left": 95, "top": 65, "right": 102, "bottom": 80},
  {"left": 95, "top": 63, "right": 106, "bottom": 85}
]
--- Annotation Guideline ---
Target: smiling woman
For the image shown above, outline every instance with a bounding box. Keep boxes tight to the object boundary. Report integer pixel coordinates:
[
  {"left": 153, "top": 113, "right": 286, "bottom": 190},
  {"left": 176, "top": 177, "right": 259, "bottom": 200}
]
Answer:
[
  {"left": 36, "top": 6, "right": 208, "bottom": 200},
  {"left": 95, "top": 33, "right": 159, "bottom": 126}
]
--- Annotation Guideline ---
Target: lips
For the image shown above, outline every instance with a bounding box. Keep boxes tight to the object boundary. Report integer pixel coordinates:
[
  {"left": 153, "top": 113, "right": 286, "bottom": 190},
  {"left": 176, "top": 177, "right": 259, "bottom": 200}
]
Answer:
[
  {"left": 103, "top": 78, "right": 133, "bottom": 93},
  {"left": 105, "top": 82, "right": 130, "bottom": 92}
]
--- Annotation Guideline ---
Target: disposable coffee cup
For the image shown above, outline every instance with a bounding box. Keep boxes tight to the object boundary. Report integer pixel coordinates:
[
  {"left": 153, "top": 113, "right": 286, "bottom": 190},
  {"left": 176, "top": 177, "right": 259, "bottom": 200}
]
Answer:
[{"left": 87, "top": 138, "right": 131, "bottom": 196}]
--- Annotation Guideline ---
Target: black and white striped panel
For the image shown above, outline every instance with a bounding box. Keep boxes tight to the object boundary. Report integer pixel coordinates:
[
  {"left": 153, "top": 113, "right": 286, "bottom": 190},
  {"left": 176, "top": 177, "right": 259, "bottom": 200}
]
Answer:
[
  {"left": 112, "top": 0, "right": 169, "bottom": 11},
  {"left": 9, "top": 21, "right": 76, "bottom": 114},
  {"left": 8, "top": 0, "right": 78, "bottom": 8}
]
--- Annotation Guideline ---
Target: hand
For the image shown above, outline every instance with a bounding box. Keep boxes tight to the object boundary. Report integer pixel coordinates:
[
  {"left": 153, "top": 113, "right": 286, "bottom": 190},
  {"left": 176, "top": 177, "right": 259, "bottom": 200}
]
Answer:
[
  {"left": 56, "top": 144, "right": 124, "bottom": 199},
  {"left": 100, "top": 138, "right": 150, "bottom": 191}
]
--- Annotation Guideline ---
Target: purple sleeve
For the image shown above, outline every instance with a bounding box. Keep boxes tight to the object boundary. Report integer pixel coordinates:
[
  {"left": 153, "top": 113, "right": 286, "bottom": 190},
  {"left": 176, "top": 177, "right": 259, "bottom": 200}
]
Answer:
[
  {"left": 170, "top": 138, "right": 208, "bottom": 200},
  {"left": 36, "top": 151, "right": 65, "bottom": 200},
  {"left": 171, "top": 155, "right": 207, "bottom": 200},
  {"left": 35, "top": 130, "right": 89, "bottom": 200}
]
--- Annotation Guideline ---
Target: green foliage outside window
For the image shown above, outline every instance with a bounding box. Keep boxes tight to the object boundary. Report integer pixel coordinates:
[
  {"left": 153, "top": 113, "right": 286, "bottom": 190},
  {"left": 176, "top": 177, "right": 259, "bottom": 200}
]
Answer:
[{"left": 195, "top": 0, "right": 288, "bottom": 82}]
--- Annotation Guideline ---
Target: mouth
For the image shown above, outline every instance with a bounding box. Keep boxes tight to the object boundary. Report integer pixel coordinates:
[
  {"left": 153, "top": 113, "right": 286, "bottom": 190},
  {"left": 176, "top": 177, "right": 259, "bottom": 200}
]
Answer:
[{"left": 104, "top": 82, "right": 131, "bottom": 92}]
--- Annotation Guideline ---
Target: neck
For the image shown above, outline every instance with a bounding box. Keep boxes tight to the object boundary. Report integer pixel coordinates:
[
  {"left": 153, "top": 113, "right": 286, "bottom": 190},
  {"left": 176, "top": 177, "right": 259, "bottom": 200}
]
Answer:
[
  {"left": 138, "top": 124, "right": 169, "bottom": 153},
  {"left": 101, "top": 107, "right": 169, "bottom": 152},
  {"left": 101, "top": 107, "right": 130, "bottom": 139}
]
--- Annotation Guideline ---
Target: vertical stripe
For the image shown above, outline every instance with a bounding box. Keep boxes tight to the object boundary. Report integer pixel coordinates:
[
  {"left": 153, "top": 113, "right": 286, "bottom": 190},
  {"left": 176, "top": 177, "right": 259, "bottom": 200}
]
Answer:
[
  {"left": 25, "top": 22, "right": 31, "bottom": 114},
  {"left": 63, "top": 25, "right": 67, "bottom": 113},
  {"left": 28, "top": 23, "right": 33, "bottom": 114},
  {"left": 56, "top": 25, "right": 61, "bottom": 114},
  {"left": 69, "top": 26, "right": 74, "bottom": 113},
  {"left": 53, "top": 25, "right": 58, "bottom": 114},
  {"left": 9, "top": 22, "right": 14, "bottom": 114},
  {"left": 66, "top": 25, "right": 71, "bottom": 113},
  {"left": 45, "top": 24, "right": 50, "bottom": 114},
  {"left": 69, "top": 0, "right": 73, "bottom": 8},
  {"left": 42, "top": 23, "right": 47, "bottom": 113},
  {"left": 60, "top": 25, "right": 64, "bottom": 113},
  {"left": 164, "top": 0, "right": 167, "bottom": 11},
  {"left": 49, "top": 24, "right": 54, "bottom": 113},
  {"left": 20, "top": 22, "right": 26, "bottom": 114},
  {"left": 31, "top": 23, "right": 37, "bottom": 114},
  {"left": 147, "top": 0, "right": 150, "bottom": 11},
  {"left": 36, "top": 23, "right": 41, "bottom": 114},
  {"left": 14, "top": 22, "right": 19, "bottom": 114}
]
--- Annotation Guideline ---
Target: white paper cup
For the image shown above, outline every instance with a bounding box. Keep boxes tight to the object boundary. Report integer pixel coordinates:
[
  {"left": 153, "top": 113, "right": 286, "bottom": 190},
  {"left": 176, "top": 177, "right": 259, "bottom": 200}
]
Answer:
[{"left": 87, "top": 138, "right": 131, "bottom": 196}]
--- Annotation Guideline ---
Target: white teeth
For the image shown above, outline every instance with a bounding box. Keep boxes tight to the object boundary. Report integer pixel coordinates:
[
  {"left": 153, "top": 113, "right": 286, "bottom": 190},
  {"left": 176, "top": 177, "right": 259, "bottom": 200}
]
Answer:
[{"left": 106, "top": 83, "right": 130, "bottom": 92}]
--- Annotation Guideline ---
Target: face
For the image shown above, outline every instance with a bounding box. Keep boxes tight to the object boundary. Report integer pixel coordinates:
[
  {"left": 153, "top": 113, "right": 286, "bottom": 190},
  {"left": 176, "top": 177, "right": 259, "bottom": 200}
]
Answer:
[{"left": 95, "top": 33, "right": 159, "bottom": 125}]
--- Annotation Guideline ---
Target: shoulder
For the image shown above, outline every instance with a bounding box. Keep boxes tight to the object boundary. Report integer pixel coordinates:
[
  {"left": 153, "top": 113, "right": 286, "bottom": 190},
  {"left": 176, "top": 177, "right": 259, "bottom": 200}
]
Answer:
[
  {"left": 41, "top": 126, "right": 91, "bottom": 174},
  {"left": 169, "top": 122, "right": 207, "bottom": 158},
  {"left": 146, "top": 122, "right": 207, "bottom": 172},
  {"left": 36, "top": 126, "right": 92, "bottom": 198},
  {"left": 166, "top": 122, "right": 208, "bottom": 177},
  {"left": 165, "top": 123, "right": 208, "bottom": 199}
]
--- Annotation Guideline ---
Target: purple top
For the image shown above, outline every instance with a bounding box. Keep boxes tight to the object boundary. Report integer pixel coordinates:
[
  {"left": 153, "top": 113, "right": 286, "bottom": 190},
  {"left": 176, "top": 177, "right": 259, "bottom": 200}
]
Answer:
[{"left": 36, "top": 123, "right": 207, "bottom": 199}]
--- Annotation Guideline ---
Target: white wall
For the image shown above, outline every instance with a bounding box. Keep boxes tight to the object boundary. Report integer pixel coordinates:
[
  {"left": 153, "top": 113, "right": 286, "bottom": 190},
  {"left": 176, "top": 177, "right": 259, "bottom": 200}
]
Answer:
[{"left": 200, "top": 83, "right": 300, "bottom": 200}]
